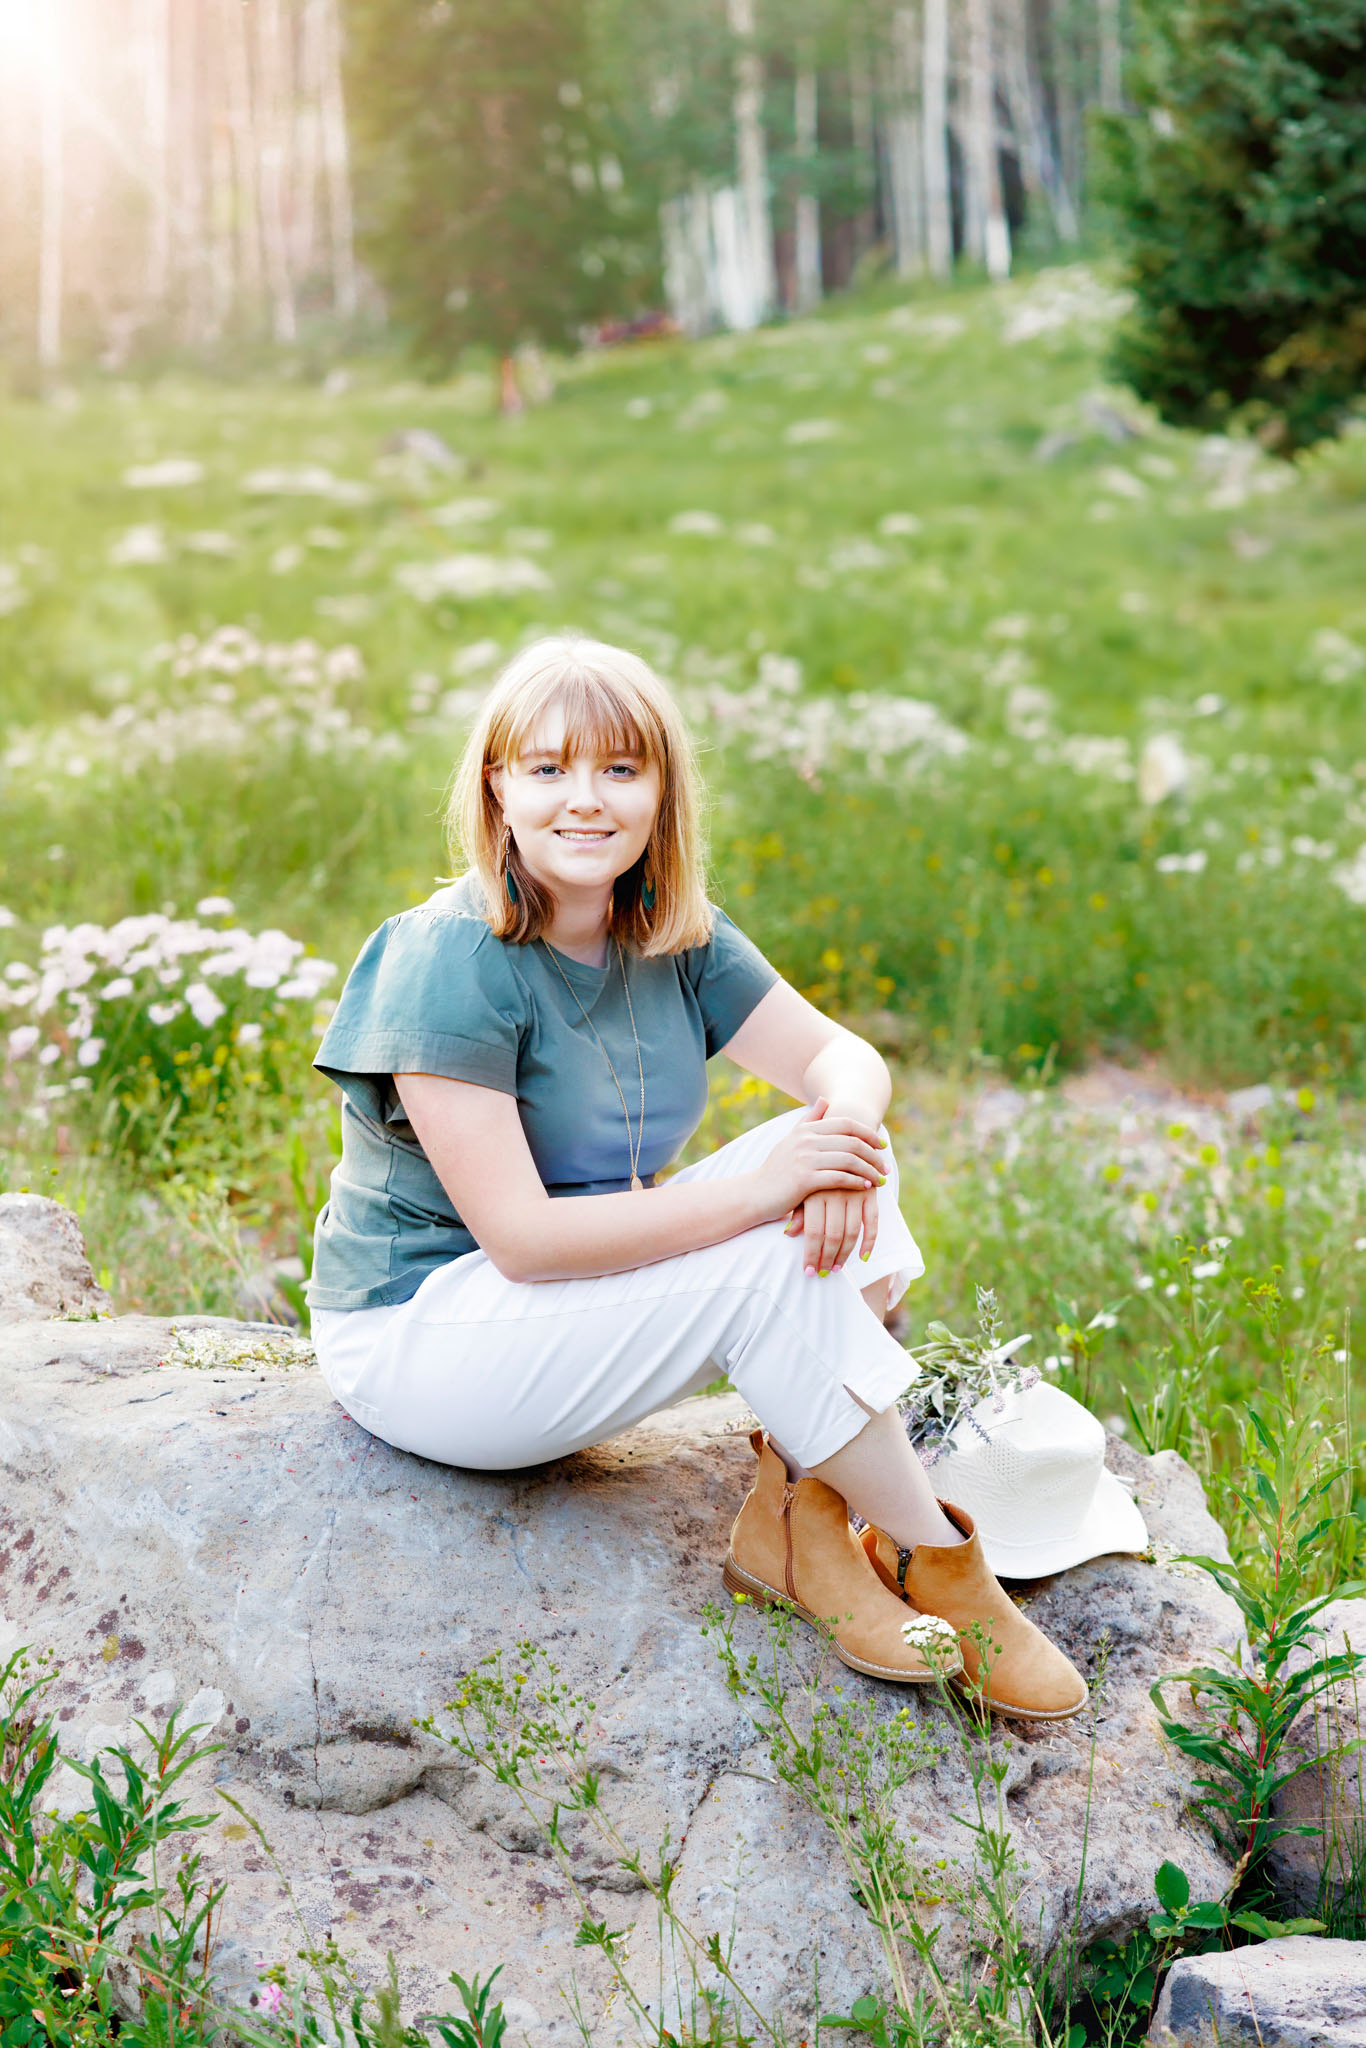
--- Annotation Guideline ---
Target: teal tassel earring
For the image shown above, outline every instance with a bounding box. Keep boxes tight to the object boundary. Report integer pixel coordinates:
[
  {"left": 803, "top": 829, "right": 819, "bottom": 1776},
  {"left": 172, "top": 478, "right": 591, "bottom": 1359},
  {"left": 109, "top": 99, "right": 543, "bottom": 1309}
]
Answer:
[
  {"left": 642, "top": 865, "right": 656, "bottom": 911},
  {"left": 506, "top": 866, "right": 518, "bottom": 904}
]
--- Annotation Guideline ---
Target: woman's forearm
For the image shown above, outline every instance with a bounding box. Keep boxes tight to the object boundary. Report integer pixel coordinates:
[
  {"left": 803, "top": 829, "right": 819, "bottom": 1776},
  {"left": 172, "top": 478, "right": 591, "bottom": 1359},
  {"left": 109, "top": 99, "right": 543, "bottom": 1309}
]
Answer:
[
  {"left": 803, "top": 1029, "right": 891, "bottom": 1129},
  {"left": 497, "top": 1172, "right": 770, "bottom": 1284}
]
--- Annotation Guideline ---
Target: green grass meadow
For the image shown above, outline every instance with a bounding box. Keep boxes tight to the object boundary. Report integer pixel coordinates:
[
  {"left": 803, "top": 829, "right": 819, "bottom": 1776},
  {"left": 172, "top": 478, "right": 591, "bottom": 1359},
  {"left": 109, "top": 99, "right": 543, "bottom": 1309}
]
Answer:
[{"left": 4, "top": 260, "right": 1366, "bottom": 1471}]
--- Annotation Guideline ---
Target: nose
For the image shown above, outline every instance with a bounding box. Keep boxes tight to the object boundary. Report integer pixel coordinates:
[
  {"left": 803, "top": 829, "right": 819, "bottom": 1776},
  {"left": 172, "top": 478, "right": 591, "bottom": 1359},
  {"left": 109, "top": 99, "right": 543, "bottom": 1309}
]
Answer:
[{"left": 562, "top": 766, "right": 604, "bottom": 814}]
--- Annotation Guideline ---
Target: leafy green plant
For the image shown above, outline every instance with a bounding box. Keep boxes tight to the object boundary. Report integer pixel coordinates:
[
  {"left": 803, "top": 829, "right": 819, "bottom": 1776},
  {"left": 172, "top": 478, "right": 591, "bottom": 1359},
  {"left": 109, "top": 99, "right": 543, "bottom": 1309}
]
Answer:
[
  {"left": 0, "top": 1646, "right": 513, "bottom": 2048},
  {"left": 1152, "top": 1293, "right": 1366, "bottom": 1889}
]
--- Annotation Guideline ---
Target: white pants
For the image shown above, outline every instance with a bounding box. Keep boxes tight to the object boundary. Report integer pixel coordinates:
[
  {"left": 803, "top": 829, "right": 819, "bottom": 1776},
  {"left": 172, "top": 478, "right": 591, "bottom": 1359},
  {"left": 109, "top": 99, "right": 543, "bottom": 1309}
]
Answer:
[{"left": 312, "top": 1106, "right": 924, "bottom": 1472}]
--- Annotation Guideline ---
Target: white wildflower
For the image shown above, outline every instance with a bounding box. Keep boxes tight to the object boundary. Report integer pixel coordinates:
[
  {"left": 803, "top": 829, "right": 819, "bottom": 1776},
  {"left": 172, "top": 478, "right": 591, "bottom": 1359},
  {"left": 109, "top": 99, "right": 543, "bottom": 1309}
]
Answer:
[
  {"left": 241, "top": 465, "right": 371, "bottom": 506},
  {"left": 1138, "top": 734, "right": 1190, "bottom": 806},
  {"left": 668, "top": 510, "right": 725, "bottom": 537},
  {"left": 147, "top": 1001, "right": 183, "bottom": 1025},
  {"left": 195, "top": 896, "right": 235, "bottom": 917},
  {"left": 394, "top": 554, "right": 552, "bottom": 602},
  {"left": 1191, "top": 1260, "right": 1221, "bottom": 1280},
  {"left": 1331, "top": 847, "right": 1366, "bottom": 905},
  {"left": 452, "top": 638, "right": 501, "bottom": 676},
  {"left": 829, "top": 540, "right": 889, "bottom": 573},
  {"left": 1136, "top": 1275, "right": 1155, "bottom": 1290},
  {"left": 122, "top": 457, "right": 204, "bottom": 490},
  {"left": 76, "top": 1037, "right": 104, "bottom": 1067},
  {"left": 237, "top": 1021, "right": 264, "bottom": 1046},
  {"left": 1155, "top": 850, "right": 1207, "bottom": 874},
  {"left": 900, "top": 1613, "right": 959, "bottom": 1651},
  {"left": 109, "top": 524, "right": 168, "bottom": 566},
  {"left": 1086, "top": 1311, "right": 1119, "bottom": 1331},
  {"left": 7, "top": 1025, "right": 39, "bottom": 1058},
  {"left": 1309, "top": 629, "right": 1365, "bottom": 686},
  {"left": 430, "top": 497, "right": 501, "bottom": 527},
  {"left": 100, "top": 977, "right": 134, "bottom": 1000},
  {"left": 185, "top": 982, "right": 226, "bottom": 1029},
  {"left": 735, "top": 523, "right": 777, "bottom": 546},
  {"left": 0, "top": 907, "right": 15, "bottom": 928},
  {"left": 784, "top": 419, "right": 840, "bottom": 445},
  {"left": 878, "top": 512, "right": 922, "bottom": 537},
  {"left": 1097, "top": 466, "right": 1147, "bottom": 502},
  {"left": 184, "top": 530, "right": 239, "bottom": 557},
  {"left": 38, "top": 1043, "right": 61, "bottom": 1066}
]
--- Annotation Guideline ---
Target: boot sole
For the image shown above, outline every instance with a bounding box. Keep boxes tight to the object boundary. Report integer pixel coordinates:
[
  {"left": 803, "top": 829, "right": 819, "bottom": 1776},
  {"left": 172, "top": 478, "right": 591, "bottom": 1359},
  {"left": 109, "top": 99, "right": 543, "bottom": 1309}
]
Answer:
[
  {"left": 949, "top": 1674, "right": 1089, "bottom": 1724},
  {"left": 721, "top": 1554, "right": 949, "bottom": 1685}
]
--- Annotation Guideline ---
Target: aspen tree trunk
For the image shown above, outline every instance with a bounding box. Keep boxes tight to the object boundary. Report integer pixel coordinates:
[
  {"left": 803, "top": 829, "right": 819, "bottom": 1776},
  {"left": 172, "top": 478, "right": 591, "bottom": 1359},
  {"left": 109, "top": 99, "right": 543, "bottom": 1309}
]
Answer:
[
  {"left": 725, "top": 0, "right": 774, "bottom": 327},
  {"left": 319, "top": 0, "right": 358, "bottom": 319},
  {"left": 887, "top": 6, "right": 924, "bottom": 278},
  {"left": 143, "top": 0, "right": 171, "bottom": 307},
  {"left": 173, "top": 0, "right": 213, "bottom": 342},
  {"left": 256, "top": 0, "right": 299, "bottom": 343},
  {"left": 847, "top": 27, "right": 876, "bottom": 267},
  {"left": 223, "top": 0, "right": 265, "bottom": 314},
  {"left": 1098, "top": 0, "right": 1123, "bottom": 111},
  {"left": 37, "top": 0, "right": 64, "bottom": 371},
  {"left": 965, "top": 0, "right": 1010, "bottom": 279},
  {"left": 1002, "top": 0, "right": 1078, "bottom": 243},
  {"left": 293, "top": 0, "right": 326, "bottom": 284},
  {"left": 921, "top": 0, "right": 952, "bottom": 280},
  {"left": 1051, "top": 1, "right": 1083, "bottom": 230},
  {"left": 793, "top": 62, "right": 821, "bottom": 313}
]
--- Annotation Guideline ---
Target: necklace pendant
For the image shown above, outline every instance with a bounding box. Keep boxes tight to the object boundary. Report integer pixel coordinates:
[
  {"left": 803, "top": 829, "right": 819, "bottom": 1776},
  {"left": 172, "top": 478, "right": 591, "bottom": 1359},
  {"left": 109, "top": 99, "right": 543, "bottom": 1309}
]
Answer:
[{"left": 630, "top": 1174, "right": 643, "bottom": 1193}]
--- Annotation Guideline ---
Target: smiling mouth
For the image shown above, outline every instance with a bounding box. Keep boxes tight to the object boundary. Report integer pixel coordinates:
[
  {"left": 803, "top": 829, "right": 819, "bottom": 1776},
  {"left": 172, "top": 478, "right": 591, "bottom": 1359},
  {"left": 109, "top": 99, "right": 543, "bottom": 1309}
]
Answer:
[{"left": 555, "top": 829, "right": 615, "bottom": 841}]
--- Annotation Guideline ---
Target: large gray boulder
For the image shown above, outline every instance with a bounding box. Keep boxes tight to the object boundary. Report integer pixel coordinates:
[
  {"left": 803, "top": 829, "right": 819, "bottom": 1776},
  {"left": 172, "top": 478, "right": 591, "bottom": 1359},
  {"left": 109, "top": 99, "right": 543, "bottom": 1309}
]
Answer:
[
  {"left": 0, "top": 1192, "right": 111, "bottom": 1320},
  {"left": 0, "top": 1207, "right": 1241, "bottom": 2041},
  {"left": 1269, "top": 1596, "right": 1366, "bottom": 1916},
  {"left": 1148, "top": 1934, "right": 1366, "bottom": 2046}
]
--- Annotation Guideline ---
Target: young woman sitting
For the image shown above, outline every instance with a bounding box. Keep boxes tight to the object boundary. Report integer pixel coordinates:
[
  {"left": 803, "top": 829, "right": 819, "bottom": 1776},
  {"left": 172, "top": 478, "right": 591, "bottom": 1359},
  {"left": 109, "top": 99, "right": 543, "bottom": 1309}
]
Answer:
[{"left": 307, "top": 637, "right": 1085, "bottom": 1721}]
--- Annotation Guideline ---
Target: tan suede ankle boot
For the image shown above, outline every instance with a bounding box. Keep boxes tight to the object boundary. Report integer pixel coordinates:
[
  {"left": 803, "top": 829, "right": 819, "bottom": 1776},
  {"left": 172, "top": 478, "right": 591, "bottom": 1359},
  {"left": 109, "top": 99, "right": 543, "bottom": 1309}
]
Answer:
[
  {"left": 861, "top": 1502, "right": 1088, "bottom": 1722},
  {"left": 724, "top": 1432, "right": 962, "bottom": 1685}
]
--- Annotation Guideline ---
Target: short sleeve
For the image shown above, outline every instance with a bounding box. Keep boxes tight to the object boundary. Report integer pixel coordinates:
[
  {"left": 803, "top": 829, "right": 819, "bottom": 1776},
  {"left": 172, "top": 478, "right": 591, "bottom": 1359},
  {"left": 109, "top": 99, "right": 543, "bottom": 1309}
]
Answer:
[
  {"left": 313, "top": 906, "right": 525, "bottom": 1121},
  {"left": 683, "top": 906, "right": 781, "bottom": 1057}
]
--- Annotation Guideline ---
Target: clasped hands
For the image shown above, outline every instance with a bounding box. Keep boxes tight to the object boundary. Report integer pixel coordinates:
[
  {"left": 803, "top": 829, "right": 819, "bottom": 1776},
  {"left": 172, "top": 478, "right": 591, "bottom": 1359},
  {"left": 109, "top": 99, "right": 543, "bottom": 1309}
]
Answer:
[{"left": 758, "top": 1096, "right": 887, "bottom": 1279}]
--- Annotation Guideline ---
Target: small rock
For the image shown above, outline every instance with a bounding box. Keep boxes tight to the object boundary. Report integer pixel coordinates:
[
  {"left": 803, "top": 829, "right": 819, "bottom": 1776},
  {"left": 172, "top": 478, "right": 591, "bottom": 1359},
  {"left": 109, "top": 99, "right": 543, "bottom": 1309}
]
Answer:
[
  {"left": 0, "top": 1195, "right": 111, "bottom": 1321},
  {"left": 1033, "top": 429, "right": 1079, "bottom": 463},
  {"left": 1226, "top": 1083, "right": 1276, "bottom": 1123},
  {"left": 1148, "top": 1935, "right": 1366, "bottom": 2046},
  {"left": 382, "top": 427, "right": 460, "bottom": 472},
  {"left": 1269, "top": 1596, "right": 1366, "bottom": 1915},
  {"left": 1083, "top": 395, "right": 1142, "bottom": 443}
]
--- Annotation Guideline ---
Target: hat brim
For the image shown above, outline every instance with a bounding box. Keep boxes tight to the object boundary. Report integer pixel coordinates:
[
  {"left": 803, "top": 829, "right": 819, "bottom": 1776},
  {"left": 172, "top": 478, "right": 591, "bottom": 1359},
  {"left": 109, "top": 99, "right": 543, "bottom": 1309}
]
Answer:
[{"left": 972, "top": 1465, "right": 1150, "bottom": 1581}]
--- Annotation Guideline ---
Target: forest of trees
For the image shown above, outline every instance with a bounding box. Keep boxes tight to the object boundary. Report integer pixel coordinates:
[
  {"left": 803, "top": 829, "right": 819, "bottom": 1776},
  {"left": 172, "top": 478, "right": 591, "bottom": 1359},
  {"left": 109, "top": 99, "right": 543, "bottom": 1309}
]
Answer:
[{"left": 0, "top": 0, "right": 1128, "bottom": 370}]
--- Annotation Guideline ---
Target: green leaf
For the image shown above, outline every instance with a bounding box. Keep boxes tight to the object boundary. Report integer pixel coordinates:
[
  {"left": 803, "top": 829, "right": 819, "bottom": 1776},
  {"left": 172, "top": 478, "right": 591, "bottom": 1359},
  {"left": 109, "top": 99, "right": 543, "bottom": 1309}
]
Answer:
[
  {"left": 1182, "top": 1899, "right": 1228, "bottom": 1929},
  {"left": 1153, "top": 1860, "right": 1190, "bottom": 1912}
]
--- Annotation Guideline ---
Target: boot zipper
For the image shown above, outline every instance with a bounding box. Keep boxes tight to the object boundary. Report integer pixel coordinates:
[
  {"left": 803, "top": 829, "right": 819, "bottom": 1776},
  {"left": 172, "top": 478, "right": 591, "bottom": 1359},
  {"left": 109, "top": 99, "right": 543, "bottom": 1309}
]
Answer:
[
  {"left": 896, "top": 1545, "right": 912, "bottom": 1592},
  {"left": 781, "top": 1483, "right": 798, "bottom": 1601}
]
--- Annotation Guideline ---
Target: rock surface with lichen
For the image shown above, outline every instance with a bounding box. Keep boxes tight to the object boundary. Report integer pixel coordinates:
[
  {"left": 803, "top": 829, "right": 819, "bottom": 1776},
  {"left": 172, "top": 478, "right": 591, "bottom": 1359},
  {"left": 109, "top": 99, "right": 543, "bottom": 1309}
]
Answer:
[{"left": 0, "top": 1200, "right": 1242, "bottom": 2040}]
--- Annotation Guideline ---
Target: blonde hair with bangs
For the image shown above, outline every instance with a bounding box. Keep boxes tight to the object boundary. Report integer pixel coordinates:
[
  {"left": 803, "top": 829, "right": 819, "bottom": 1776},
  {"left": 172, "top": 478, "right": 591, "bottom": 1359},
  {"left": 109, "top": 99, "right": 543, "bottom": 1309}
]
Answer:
[{"left": 447, "top": 637, "right": 713, "bottom": 956}]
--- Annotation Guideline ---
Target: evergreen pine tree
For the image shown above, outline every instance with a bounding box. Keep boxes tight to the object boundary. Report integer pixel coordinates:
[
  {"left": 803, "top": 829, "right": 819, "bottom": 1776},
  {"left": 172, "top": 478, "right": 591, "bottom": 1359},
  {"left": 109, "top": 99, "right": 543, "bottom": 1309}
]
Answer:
[
  {"left": 1101, "top": 0, "right": 1366, "bottom": 451},
  {"left": 345, "top": 0, "right": 652, "bottom": 401}
]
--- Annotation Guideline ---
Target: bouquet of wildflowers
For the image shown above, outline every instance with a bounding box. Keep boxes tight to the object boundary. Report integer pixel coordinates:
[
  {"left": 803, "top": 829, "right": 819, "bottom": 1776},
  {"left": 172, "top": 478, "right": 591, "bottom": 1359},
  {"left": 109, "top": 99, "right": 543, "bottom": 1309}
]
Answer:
[{"left": 900, "top": 1285, "right": 1038, "bottom": 1460}]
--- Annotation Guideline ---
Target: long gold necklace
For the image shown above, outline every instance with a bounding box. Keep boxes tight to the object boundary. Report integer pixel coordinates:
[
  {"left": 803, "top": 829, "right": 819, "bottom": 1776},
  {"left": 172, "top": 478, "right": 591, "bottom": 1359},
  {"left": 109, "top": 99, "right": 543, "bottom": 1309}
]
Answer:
[{"left": 541, "top": 936, "right": 647, "bottom": 1191}]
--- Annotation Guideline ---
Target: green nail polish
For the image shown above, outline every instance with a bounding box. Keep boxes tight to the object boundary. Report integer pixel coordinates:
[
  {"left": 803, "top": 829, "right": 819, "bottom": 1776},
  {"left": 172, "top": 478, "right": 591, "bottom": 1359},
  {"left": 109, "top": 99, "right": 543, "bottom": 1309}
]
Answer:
[
  {"left": 877, "top": 1176, "right": 887, "bottom": 1186},
  {"left": 818, "top": 1268, "right": 829, "bottom": 1278},
  {"left": 861, "top": 1250, "right": 871, "bottom": 1261}
]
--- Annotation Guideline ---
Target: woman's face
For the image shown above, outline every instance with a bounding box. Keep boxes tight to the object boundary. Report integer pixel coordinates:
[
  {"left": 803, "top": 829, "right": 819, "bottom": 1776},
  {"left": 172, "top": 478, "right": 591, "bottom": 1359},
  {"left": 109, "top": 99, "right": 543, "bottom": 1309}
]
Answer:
[{"left": 490, "top": 702, "right": 662, "bottom": 903}]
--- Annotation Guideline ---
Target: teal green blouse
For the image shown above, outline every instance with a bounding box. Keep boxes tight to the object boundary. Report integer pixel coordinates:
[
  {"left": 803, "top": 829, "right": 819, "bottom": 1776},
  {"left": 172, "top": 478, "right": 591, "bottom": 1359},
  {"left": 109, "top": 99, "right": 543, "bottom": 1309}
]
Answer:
[{"left": 307, "top": 876, "right": 780, "bottom": 1310}]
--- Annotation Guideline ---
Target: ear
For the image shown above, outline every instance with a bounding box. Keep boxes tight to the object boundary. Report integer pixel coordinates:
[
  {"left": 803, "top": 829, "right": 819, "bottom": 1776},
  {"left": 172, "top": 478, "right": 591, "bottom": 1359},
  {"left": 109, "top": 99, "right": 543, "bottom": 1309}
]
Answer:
[{"left": 486, "top": 762, "right": 506, "bottom": 814}]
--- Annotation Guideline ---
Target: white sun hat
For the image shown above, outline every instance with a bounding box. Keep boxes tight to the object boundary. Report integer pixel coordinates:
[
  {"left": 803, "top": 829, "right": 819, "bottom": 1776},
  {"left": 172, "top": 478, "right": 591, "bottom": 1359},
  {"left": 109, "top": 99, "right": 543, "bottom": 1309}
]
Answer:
[{"left": 930, "top": 1380, "right": 1149, "bottom": 1579}]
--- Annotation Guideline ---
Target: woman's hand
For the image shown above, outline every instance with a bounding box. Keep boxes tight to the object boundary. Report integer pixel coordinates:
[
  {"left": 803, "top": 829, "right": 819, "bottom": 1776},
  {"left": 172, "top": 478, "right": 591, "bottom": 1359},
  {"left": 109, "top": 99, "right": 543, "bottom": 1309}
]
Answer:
[
  {"left": 754, "top": 1098, "right": 886, "bottom": 1243},
  {"left": 783, "top": 1186, "right": 880, "bottom": 1277}
]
